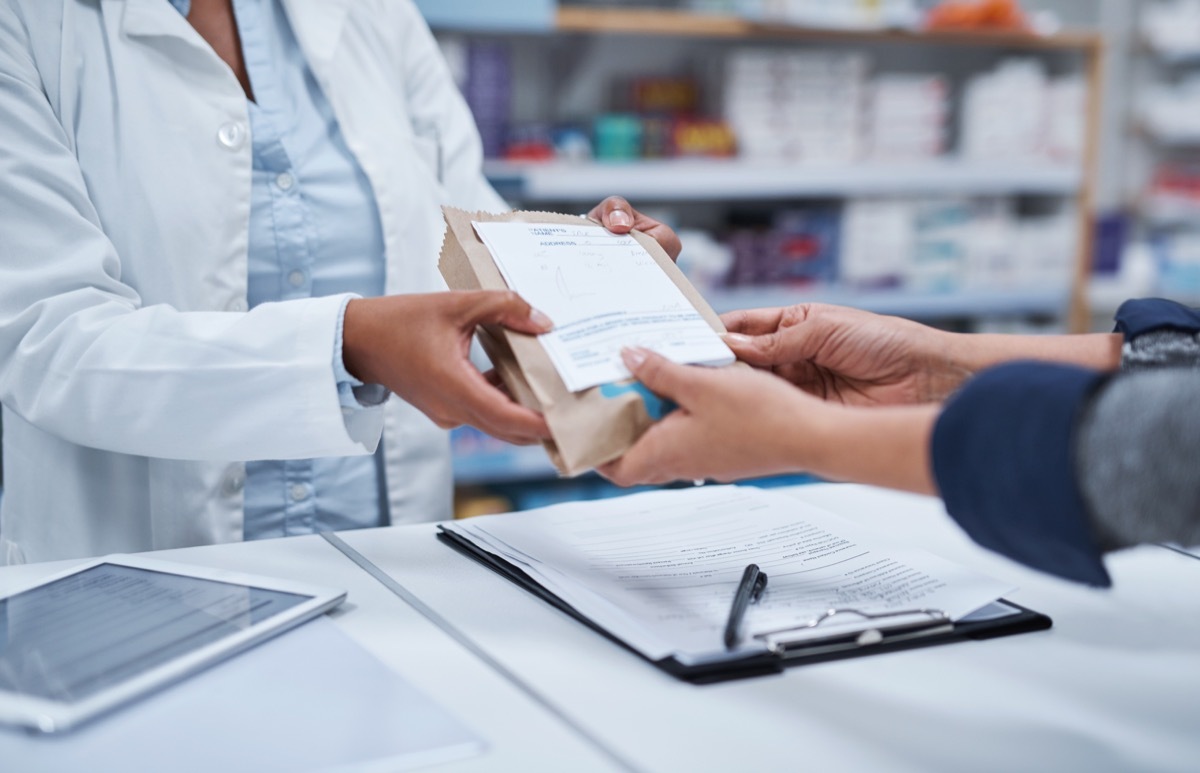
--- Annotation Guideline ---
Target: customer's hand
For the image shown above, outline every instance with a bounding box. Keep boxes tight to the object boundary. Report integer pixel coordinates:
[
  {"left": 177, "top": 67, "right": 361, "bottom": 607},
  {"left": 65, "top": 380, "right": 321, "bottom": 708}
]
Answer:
[
  {"left": 720, "top": 304, "right": 966, "bottom": 406},
  {"left": 342, "top": 291, "right": 553, "bottom": 445},
  {"left": 598, "top": 347, "right": 939, "bottom": 495},
  {"left": 589, "top": 195, "right": 682, "bottom": 261},
  {"left": 598, "top": 348, "right": 827, "bottom": 486}
]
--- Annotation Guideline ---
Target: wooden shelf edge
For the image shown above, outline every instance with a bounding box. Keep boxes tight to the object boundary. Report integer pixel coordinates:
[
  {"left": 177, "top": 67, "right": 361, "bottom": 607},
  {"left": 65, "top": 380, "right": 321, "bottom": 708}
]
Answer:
[
  {"left": 556, "top": 6, "right": 752, "bottom": 38},
  {"left": 555, "top": 6, "right": 1101, "bottom": 50}
]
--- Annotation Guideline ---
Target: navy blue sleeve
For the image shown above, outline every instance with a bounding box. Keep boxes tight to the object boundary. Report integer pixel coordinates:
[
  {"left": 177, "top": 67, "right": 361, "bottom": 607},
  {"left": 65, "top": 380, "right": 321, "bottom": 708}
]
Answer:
[
  {"left": 1114, "top": 298, "right": 1200, "bottom": 339},
  {"left": 931, "top": 362, "right": 1112, "bottom": 586}
]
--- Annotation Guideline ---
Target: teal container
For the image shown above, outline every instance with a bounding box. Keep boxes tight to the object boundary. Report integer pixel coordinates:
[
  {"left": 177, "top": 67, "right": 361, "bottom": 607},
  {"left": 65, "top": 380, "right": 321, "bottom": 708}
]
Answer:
[{"left": 593, "top": 114, "right": 644, "bottom": 162}]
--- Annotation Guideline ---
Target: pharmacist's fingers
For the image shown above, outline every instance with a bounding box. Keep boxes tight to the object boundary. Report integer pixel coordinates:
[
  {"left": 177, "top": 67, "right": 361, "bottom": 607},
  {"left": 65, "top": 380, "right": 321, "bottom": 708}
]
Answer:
[
  {"left": 590, "top": 195, "right": 635, "bottom": 232},
  {"left": 460, "top": 370, "right": 551, "bottom": 443},
  {"left": 634, "top": 215, "right": 682, "bottom": 262},
  {"left": 483, "top": 368, "right": 515, "bottom": 401},
  {"left": 622, "top": 347, "right": 703, "bottom": 406},
  {"left": 589, "top": 197, "right": 682, "bottom": 260},
  {"left": 462, "top": 290, "right": 553, "bottom": 336},
  {"left": 720, "top": 307, "right": 787, "bottom": 337}
]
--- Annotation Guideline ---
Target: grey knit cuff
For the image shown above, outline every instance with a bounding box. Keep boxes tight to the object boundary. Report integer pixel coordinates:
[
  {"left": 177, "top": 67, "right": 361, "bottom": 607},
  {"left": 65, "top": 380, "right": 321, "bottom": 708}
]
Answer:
[
  {"left": 1076, "top": 369, "right": 1200, "bottom": 551},
  {"left": 1122, "top": 330, "right": 1200, "bottom": 371}
]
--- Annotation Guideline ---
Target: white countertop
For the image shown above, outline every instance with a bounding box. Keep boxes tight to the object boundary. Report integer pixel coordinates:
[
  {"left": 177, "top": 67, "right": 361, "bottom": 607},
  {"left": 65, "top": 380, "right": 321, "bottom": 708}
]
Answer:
[{"left": 3, "top": 484, "right": 1198, "bottom": 772}]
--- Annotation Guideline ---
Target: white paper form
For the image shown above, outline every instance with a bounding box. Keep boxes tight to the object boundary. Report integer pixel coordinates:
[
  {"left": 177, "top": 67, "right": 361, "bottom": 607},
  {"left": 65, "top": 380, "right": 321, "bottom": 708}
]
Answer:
[
  {"left": 472, "top": 221, "right": 734, "bottom": 392},
  {"left": 446, "top": 486, "right": 1014, "bottom": 663}
]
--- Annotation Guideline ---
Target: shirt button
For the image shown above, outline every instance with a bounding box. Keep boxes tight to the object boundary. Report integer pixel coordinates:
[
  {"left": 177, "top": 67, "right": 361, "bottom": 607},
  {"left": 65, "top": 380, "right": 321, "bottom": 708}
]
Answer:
[
  {"left": 216, "top": 121, "right": 247, "bottom": 150},
  {"left": 226, "top": 298, "right": 248, "bottom": 312},
  {"left": 221, "top": 466, "right": 245, "bottom": 497},
  {"left": 288, "top": 269, "right": 307, "bottom": 287},
  {"left": 275, "top": 172, "right": 295, "bottom": 191},
  {"left": 289, "top": 483, "right": 309, "bottom": 502}
]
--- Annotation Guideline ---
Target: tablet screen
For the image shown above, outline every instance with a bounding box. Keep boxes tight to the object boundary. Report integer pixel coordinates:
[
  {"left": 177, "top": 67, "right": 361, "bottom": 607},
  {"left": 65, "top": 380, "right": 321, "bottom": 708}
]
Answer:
[{"left": 0, "top": 563, "right": 310, "bottom": 704}]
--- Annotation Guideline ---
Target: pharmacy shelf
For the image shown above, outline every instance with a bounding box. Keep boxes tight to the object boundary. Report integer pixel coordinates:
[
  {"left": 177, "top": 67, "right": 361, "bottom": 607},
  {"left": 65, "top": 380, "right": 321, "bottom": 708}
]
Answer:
[
  {"left": 1146, "top": 46, "right": 1200, "bottom": 66},
  {"left": 1144, "top": 130, "right": 1200, "bottom": 149},
  {"left": 554, "top": 6, "right": 1101, "bottom": 51},
  {"left": 419, "top": 2, "right": 1100, "bottom": 50},
  {"left": 706, "top": 285, "right": 1070, "bottom": 319},
  {"left": 1140, "top": 194, "right": 1200, "bottom": 227},
  {"left": 485, "top": 159, "right": 1083, "bottom": 202},
  {"left": 1087, "top": 275, "right": 1200, "bottom": 318},
  {"left": 1137, "top": 117, "right": 1200, "bottom": 148}
]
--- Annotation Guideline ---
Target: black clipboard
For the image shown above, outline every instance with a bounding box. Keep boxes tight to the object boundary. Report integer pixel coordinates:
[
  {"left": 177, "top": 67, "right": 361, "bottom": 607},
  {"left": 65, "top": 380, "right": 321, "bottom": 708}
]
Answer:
[{"left": 437, "top": 527, "right": 1052, "bottom": 685}]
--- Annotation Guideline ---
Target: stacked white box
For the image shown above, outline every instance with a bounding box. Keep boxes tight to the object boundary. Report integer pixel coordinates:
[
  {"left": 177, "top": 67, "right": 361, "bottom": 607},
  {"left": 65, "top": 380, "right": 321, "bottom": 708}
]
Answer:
[
  {"left": 742, "top": 0, "right": 922, "bottom": 29},
  {"left": 866, "top": 74, "right": 948, "bottom": 160},
  {"left": 1045, "top": 75, "right": 1086, "bottom": 162},
  {"left": 960, "top": 198, "right": 1019, "bottom": 290},
  {"left": 908, "top": 198, "right": 972, "bottom": 292},
  {"left": 1141, "top": 74, "right": 1200, "bottom": 139},
  {"left": 960, "top": 59, "right": 1049, "bottom": 161},
  {"left": 840, "top": 197, "right": 1066, "bottom": 292},
  {"left": 1012, "top": 208, "right": 1077, "bottom": 288},
  {"left": 839, "top": 199, "right": 913, "bottom": 286},
  {"left": 725, "top": 49, "right": 869, "bottom": 162}
]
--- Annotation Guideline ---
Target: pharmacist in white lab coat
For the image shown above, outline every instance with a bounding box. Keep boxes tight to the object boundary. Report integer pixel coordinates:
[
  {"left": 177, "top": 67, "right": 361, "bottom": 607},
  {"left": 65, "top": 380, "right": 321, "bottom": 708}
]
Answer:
[{"left": 0, "top": 0, "right": 680, "bottom": 564}]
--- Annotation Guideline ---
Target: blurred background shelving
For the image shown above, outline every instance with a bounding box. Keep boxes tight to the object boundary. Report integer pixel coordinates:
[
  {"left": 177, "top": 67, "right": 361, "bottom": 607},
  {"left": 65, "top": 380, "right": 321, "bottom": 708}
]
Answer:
[
  {"left": 482, "top": 158, "right": 1083, "bottom": 200},
  {"left": 1125, "top": 0, "right": 1200, "bottom": 308},
  {"left": 0, "top": 4, "right": 1193, "bottom": 515},
  {"left": 397, "top": 1, "right": 1200, "bottom": 511}
]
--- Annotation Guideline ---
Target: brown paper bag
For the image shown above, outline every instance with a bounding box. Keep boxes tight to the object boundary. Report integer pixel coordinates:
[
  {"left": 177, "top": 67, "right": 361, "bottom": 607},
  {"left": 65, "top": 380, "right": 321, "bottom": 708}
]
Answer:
[{"left": 438, "top": 206, "right": 734, "bottom": 477}]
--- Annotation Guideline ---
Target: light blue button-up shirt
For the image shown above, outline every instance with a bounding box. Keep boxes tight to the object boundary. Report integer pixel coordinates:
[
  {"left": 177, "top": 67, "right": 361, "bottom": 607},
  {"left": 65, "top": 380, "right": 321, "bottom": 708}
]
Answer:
[{"left": 170, "top": 0, "right": 389, "bottom": 537}]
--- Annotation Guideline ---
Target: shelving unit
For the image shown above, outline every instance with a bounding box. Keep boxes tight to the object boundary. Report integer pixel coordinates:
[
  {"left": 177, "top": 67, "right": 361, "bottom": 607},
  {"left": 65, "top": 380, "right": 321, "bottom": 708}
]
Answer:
[
  {"left": 1121, "top": 0, "right": 1200, "bottom": 311},
  {"left": 430, "top": 2, "right": 1105, "bottom": 492},
  {"left": 465, "top": 4, "right": 1103, "bottom": 331},
  {"left": 555, "top": 5, "right": 1099, "bottom": 50},
  {"left": 705, "top": 284, "right": 1069, "bottom": 318},
  {"left": 484, "top": 158, "right": 1083, "bottom": 201}
]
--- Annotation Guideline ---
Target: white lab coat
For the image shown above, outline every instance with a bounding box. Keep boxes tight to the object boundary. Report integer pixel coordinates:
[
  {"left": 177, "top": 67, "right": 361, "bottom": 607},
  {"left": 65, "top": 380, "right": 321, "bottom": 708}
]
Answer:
[{"left": 0, "top": 0, "right": 506, "bottom": 563}]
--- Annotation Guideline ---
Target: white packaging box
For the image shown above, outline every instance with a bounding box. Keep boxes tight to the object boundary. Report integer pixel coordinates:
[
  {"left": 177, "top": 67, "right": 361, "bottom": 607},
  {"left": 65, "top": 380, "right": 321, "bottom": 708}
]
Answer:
[
  {"left": 960, "top": 59, "right": 1049, "bottom": 161},
  {"left": 840, "top": 199, "right": 914, "bottom": 285},
  {"left": 1045, "top": 75, "right": 1085, "bottom": 162}
]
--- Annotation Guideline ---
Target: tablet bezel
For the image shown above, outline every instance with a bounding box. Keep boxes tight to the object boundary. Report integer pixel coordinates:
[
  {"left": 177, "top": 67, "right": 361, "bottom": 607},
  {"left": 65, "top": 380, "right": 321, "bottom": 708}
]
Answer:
[{"left": 0, "top": 553, "right": 347, "bottom": 734}]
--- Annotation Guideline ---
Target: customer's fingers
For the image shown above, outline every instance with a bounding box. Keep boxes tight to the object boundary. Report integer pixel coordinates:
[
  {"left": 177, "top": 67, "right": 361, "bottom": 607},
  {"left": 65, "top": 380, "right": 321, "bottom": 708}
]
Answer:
[
  {"left": 720, "top": 307, "right": 787, "bottom": 337},
  {"left": 621, "top": 347, "right": 704, "bottom": 406},
  {"left": 597, "top": 420, "right": 682, "bottom": 487}
]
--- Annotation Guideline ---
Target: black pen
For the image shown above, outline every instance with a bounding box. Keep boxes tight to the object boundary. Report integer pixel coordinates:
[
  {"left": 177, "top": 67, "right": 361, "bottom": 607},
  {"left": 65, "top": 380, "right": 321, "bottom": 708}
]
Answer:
[{"left": 723, "top": 563, "right": 768, "bottom": 649}]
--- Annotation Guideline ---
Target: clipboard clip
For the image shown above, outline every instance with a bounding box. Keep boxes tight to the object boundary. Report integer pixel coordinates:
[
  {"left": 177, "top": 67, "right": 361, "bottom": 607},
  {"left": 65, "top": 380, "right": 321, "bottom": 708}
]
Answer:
[{"left": 752, "top": 607, "right": 953, "bottom": 659}]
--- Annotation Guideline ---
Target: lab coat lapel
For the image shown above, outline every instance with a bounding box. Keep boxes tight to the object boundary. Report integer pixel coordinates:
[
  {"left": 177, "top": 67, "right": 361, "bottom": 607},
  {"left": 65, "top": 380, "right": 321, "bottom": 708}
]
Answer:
[
  {"left": 108, "top": 0, "right": 241, "bottom": 94},
  {"left": 113, "top": 0, "right": 201, "bottom": 43},
  {"left": 280, "top": 0, "right": 352, "bottom": 64}
]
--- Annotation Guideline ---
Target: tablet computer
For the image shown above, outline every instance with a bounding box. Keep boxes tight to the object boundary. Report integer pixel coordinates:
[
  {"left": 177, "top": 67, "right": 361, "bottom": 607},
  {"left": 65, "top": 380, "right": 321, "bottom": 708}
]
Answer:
[{"left": 0, "top": 554, "right": 346, "bottom": 733}]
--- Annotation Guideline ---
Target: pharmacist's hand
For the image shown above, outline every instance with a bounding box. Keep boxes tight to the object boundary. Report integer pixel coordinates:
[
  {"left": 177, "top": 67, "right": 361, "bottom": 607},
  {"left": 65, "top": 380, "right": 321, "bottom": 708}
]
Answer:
[
  {"left": 342, "top": 292, "right": 553, "bottom": 444},
  {"left": 599, "top": 348, "right": 823, "bottom": 486},
  {"left": 720, "top": 304, "right": 967, "bottom": 406},
  {"left": 589, "top": 196, "right": 682, "bottom": 261}
]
